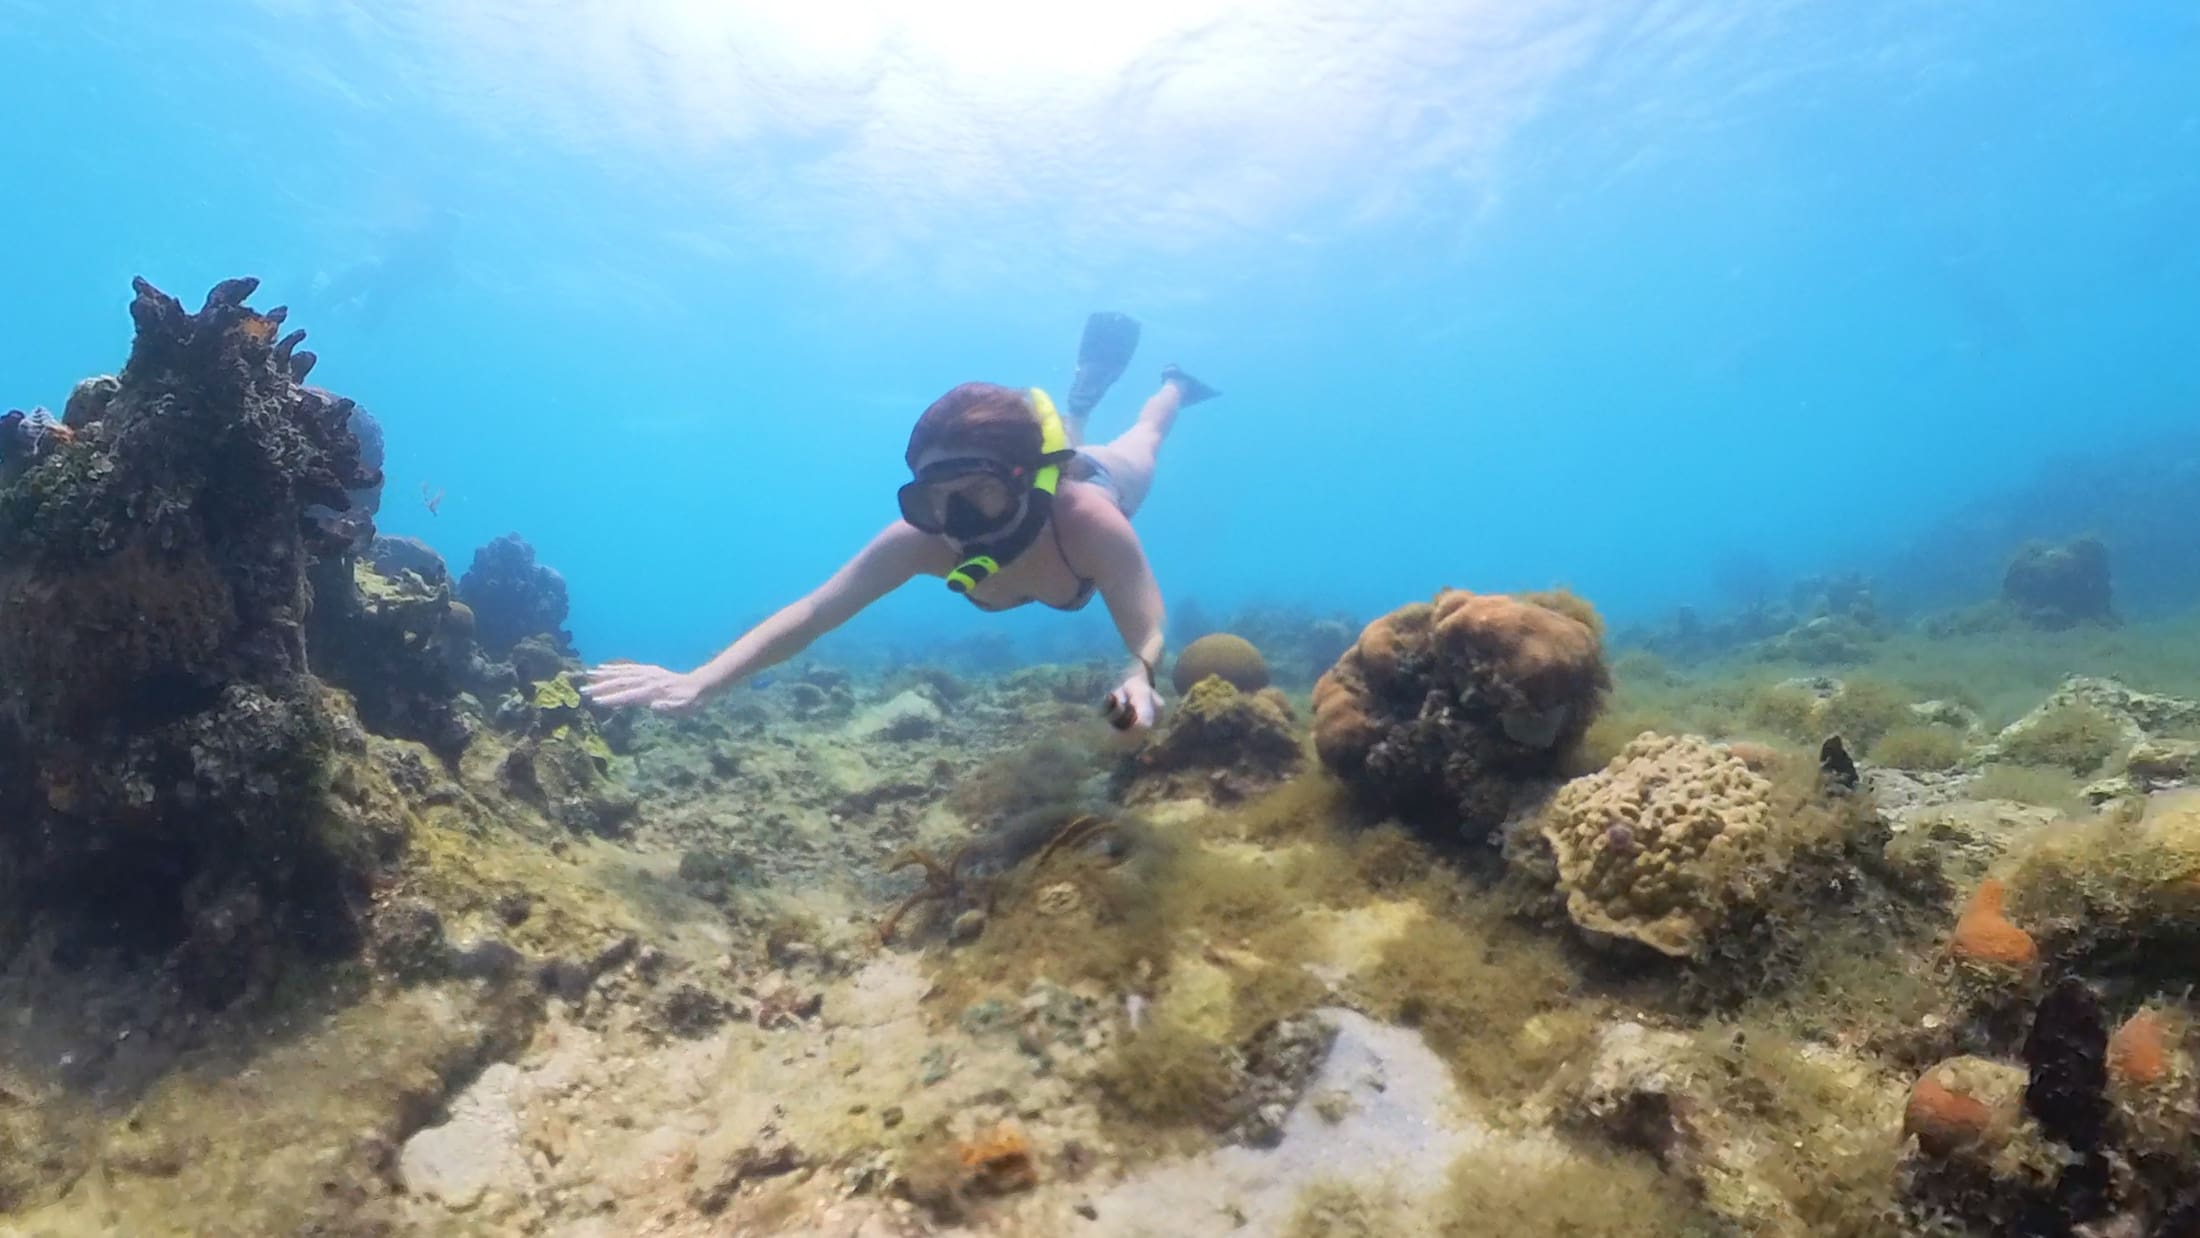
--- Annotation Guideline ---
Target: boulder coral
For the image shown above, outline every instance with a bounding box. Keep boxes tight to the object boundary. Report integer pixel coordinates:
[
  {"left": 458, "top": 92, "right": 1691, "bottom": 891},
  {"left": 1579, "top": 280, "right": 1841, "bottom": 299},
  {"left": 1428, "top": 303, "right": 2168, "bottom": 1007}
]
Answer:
[
  {"left": 1537, "top": 733, "right": 1776, "bottom": 958},
  {"left": 1171, "top": 632, "right": 1271, "bottom": 695},
  {"left": 1313, "top": 588, "right": 1608, "bottom": 835},
  {"left": 0, "top": 277, "right": 383, "bottom": 1005}
]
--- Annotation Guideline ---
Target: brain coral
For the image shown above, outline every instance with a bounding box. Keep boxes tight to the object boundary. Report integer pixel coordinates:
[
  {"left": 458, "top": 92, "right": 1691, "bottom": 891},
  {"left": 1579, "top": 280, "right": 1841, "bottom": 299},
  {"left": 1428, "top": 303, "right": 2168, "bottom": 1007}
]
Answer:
[
  {"left": 1313, "top": 588, "right": 1608, "bottom": 834},
  {"left": 1171, "top": 633, "right": 1270, "bottom": 695},
  {"left": 1540, "top": 733, "right": 1775, "bottom": 958}
]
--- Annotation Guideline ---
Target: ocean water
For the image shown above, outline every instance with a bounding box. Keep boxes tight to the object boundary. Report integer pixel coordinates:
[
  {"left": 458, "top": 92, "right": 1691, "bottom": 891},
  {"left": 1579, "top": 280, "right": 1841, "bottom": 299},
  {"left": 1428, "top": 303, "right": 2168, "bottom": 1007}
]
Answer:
[
  {"left": 8, "top": 5, "right": 2200, "bottom": 1236},
  {"left": 7, "top": 1, "right": 2195, "bottom": 672}
]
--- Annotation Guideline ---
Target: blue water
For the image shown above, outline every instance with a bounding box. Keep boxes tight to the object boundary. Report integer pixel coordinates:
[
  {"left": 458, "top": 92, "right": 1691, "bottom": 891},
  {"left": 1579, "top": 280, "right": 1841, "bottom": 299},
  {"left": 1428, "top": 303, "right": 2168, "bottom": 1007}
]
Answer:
[{"left": 4, "top": 1, "right": 2196, "bottom": 672}]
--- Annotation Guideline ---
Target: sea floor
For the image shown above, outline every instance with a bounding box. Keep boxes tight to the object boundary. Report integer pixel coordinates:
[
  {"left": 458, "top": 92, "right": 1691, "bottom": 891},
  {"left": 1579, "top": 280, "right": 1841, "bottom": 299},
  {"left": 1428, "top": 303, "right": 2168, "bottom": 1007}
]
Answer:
[{"left": 4, "top": 634, "right": 2199, "bottom": 1238}]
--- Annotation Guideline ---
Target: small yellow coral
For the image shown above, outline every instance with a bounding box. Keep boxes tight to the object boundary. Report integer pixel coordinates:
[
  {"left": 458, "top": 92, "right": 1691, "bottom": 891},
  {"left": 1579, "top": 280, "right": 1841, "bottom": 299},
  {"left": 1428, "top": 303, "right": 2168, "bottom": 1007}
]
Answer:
[
  {"left": 532, "top": 674, "right": 582, "bottom": 711},
  {"left": 1540, "top": 733, "right": 1774, "bottom": 957}
]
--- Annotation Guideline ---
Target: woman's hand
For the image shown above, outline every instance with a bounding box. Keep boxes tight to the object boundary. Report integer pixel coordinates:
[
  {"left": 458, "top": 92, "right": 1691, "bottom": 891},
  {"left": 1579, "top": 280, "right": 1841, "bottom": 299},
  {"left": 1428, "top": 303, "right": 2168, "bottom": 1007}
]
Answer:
[
  {"left": 1102, "top": 675, "right": 1163, "bottom": 731},
  {"left": 582, "top": 662, "right": 709, "bottom": 713}
]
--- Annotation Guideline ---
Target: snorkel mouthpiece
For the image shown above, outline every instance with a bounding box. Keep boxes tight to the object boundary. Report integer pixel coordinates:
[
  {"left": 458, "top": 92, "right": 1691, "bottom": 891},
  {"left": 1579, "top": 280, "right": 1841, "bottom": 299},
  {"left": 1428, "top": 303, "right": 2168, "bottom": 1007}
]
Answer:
[{"left": 946, "top": 556, "right": 1000, "bottom": 594}]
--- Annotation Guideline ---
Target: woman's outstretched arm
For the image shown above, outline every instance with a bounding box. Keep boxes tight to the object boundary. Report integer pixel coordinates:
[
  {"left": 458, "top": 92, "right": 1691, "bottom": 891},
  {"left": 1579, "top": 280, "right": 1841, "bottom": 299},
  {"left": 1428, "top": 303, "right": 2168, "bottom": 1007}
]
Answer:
[
  {"left": 1068, "top": 497, "right": 1168, "bottom": 729},
  {"left": 584, "top": 522, "right": 943, "bottom": 712}
]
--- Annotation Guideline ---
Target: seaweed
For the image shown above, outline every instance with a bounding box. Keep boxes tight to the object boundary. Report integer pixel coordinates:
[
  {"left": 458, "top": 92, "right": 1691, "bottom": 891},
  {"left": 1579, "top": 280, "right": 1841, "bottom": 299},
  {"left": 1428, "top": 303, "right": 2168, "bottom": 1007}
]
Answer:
[
  {"left": 1873, "top": 724, "right": 1971, "bottom": 771},
  {"left": 2000, "top": 701, "right": 2128, "bottom": 774}
]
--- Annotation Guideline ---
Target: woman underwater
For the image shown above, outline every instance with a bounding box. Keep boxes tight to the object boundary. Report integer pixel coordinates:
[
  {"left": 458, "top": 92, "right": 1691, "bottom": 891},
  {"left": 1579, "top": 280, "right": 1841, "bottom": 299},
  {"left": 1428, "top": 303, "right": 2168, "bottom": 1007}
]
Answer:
[{"left": 581, "top": 313, "right": 1218, "bottom": 730}]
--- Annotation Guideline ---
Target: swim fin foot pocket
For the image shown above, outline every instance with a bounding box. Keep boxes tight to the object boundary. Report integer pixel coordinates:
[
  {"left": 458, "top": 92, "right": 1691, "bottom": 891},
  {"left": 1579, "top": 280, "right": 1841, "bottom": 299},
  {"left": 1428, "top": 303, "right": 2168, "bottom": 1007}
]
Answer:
[
  {"left": 1160, "top": 363, "right": 1220, "bottom": 406},
  {"left": 1066, "top": 311, "right": 1142, "bottom": 419}
]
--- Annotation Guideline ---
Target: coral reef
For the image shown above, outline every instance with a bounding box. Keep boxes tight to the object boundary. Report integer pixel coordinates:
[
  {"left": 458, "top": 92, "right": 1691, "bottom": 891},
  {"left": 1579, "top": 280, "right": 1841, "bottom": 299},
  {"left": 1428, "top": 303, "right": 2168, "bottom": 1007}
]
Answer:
[
  {"left": 2002, "top": 536, "right": 2115, "bottom": 630},
  {"left": 459, "top": 532, "right": 573, "bottom": 658},
  {"left": 1314, "top": 589, "right": 1609, "bottom": 837},
  {"left": 0, "top": 277, "right": 382, "bottom": 1005},
  {"left": 1170, "top": 632, "right": 1271, "bottom": 695},
  {"left": 1118, "top": 678, "right": 1303, "bottom": 804}
]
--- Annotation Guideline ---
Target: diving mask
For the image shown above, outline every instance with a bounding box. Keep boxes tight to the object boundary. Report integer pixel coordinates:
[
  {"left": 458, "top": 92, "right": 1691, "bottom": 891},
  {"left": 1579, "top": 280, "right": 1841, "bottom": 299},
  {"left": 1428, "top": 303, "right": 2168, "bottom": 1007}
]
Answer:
[{"left": 896, "top": 457, "right": 1030, "bottom": 539}]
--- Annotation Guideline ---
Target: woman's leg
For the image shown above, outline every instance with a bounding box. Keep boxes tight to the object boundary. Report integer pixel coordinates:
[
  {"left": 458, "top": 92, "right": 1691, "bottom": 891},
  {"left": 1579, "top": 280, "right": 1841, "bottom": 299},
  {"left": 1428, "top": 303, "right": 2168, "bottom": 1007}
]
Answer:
[{"left": 1078, "top": 375, "right": 1202, "bottom": 518}]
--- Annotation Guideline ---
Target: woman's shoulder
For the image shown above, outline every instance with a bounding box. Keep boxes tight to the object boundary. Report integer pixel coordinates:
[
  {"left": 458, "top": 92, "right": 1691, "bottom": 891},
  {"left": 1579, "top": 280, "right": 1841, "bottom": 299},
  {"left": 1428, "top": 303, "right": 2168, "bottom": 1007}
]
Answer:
[
  {"left": 1053, "top": 482, "right": 1142, "bottom": 566},
  {"left": 1054, "top": 479, "right": 1131, "bottom": 531}
]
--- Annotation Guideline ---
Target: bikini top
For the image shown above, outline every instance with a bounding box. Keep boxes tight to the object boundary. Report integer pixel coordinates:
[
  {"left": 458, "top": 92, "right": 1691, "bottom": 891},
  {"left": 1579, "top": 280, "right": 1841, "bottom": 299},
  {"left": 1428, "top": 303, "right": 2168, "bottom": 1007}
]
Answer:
[{"left": 960, "top": 514, "right": 1097, "bottom": 613}]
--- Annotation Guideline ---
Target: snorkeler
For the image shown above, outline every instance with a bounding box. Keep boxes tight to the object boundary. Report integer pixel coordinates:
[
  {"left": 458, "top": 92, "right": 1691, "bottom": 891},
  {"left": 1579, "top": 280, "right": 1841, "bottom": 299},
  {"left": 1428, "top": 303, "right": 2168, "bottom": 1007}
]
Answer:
[{"left": 582, "top": 314, "right": 1218, "bottom": 730}]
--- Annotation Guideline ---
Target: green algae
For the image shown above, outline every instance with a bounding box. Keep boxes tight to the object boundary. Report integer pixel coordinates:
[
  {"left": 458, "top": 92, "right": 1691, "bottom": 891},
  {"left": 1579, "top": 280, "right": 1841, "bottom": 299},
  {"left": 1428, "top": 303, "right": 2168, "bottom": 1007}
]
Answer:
[
  {"left": 1436, "top": 1146, "right": 1718, "bottom": 1237},
  {"left": 1969, "top": 763, "right": 2089, "bottom": 811},
  {"left": 1999, "top": 700, "right": 2128, "bottom": 773},
  {"left": 1872, "top": 723, "right": 1971, "bottom": 771}
]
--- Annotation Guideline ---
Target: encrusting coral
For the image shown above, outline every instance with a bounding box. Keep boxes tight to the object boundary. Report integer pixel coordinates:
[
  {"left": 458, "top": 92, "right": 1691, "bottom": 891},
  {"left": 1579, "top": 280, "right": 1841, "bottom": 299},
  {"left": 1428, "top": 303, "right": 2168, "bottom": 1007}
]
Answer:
[
  {"left": 1947, "top": 878, "right": 2037, "bottom": 971},
  {"left": 1314, "top": 588, "right": 1609, "bottom": 836},
  {"left": 1536, "top": 734, "right": 1774, "bottom": 958}
]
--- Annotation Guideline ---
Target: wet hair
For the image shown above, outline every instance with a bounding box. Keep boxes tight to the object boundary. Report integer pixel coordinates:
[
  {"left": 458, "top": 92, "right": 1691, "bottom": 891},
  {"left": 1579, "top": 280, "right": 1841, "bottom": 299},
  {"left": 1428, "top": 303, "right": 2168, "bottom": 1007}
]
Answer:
[{"left": 905, "top": 382, "right": 1039, "bottom": 471}]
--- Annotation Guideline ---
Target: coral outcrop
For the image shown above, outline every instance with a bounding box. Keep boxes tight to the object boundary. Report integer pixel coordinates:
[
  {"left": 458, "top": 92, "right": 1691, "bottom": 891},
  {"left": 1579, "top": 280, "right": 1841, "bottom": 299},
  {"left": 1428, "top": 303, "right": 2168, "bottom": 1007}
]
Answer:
[
  {"left": 1170, "top": 633, "right": 1271, "bottom": 695},
  {"left": 0, "top": 277, "right": 384, "bottom": 1005},
  {"left": 2002, "top": 536, "right": 2115, "bottom": 629},
  {"left": 1537, "top": 734, "right": 1775, "bottom": 958},
  {"left": 1118, "top": 678, "right": 1303, "bottom": 804},
  {"left": 1314, "top": 589, "right": 1609, "bottom": 836},
  {"left": 459, "top": 532, "right": 573, "bottom": 658}
]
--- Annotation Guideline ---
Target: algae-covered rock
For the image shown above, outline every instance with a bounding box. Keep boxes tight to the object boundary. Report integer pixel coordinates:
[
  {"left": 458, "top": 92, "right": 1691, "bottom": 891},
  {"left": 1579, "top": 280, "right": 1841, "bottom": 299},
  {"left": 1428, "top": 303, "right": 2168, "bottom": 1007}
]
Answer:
[
  {"left": 2000, "top": 788, "right": 2200, "bottom": 973},
  {"left": 1979, "top": 676, "right": 2200, "bottom": 778},
  {"left": 1314, "top": 589, "right": 1609, "bottom": 837},
  {"left": 0, "top": 277, "right": 385, "bottom": 1006},
  {"left": 850, "top": 689, "right": 945, "bottom": 742},
  {"left": 305, "top": 557, "right": 476, "bottom": 756},
  {"left": 1119, "top": 678, "right": 1302, "bottom": 804},
  {"left": 2002, "top": 537, "right": 2115, "bottom": 630}
]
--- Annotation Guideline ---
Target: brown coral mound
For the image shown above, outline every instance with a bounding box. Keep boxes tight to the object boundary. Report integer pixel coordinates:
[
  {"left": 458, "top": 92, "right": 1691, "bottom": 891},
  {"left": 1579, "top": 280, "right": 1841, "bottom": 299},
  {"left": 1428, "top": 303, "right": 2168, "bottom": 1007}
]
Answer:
[
  {"left": 1314, "top": 589, "right": 1608, "bottom": 835},
  {"left": 1172, "top": 632, "right": 1270, "bottom": 695},
  {"left": 1949, "top": 879, "right": 2037, "bottom": 970}
]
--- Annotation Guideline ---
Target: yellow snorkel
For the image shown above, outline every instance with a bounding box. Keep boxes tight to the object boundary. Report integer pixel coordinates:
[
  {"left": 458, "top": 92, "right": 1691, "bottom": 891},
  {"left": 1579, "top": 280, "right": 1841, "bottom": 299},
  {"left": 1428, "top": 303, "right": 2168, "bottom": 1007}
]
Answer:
[{"left": 946, "top": 388, "right": 1074, "bottom": 595}]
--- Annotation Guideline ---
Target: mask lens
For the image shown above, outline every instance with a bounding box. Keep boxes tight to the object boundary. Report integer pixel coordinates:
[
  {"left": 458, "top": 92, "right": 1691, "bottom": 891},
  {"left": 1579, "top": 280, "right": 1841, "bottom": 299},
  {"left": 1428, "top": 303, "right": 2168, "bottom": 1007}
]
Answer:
[{"left": 899, "top": 464, "right": 1018, "bottom": 536}]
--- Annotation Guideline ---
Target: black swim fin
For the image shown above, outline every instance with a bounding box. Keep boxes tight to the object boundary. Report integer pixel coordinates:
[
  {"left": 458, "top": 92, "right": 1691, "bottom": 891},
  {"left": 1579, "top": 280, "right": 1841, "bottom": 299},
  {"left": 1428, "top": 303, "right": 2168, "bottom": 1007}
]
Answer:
[
  {"left": 1066, "top": 311, "right": 1141, "bottom": 419},
  {"left": 1160, "top": 363, "right": 1220, "bottom": 406}
]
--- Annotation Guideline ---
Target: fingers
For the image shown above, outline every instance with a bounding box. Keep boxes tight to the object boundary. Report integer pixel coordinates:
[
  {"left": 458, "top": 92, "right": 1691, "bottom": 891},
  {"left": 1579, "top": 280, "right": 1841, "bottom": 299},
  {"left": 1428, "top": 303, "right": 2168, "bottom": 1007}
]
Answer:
[
  {"left": 585, "top": 683, "right": 660, "bottom": 708},
  {"left": 582, "top": 663, "right": 671, "bottom": 708}
]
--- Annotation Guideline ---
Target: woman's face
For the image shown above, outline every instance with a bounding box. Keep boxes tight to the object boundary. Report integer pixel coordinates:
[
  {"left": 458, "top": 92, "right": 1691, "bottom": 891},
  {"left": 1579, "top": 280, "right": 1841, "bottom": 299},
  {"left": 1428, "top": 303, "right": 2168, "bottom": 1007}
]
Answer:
[{"left": 903, "top": 446, "right": 1029, "bottom": 541}]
